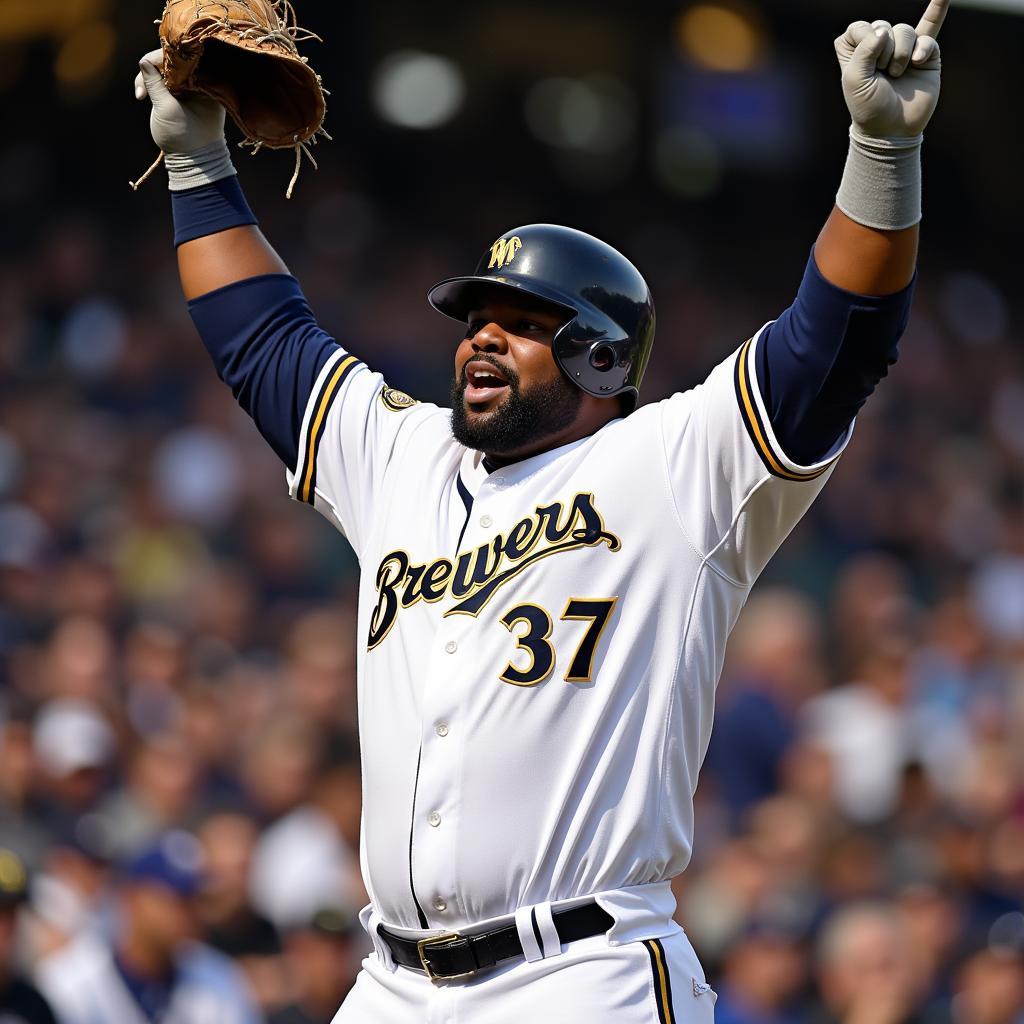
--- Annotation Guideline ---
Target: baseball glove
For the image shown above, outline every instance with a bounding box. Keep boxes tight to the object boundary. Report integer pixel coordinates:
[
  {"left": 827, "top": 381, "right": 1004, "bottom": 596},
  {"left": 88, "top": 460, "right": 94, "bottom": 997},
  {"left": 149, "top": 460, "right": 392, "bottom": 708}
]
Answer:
[{"left": 133, "top": 0, "right": 329, "bottom": 196}]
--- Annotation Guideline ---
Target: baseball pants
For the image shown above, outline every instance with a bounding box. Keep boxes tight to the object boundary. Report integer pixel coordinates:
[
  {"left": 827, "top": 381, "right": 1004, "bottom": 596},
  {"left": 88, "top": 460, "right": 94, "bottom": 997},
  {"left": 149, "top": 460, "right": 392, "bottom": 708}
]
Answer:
[{"left": 330, "top": 929, "right": 716, "bottom": 1024}]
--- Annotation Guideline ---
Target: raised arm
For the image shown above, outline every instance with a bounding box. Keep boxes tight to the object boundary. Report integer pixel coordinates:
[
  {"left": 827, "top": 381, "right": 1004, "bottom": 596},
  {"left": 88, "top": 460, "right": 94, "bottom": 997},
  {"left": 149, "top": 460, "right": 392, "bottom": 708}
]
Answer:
[
  {"left": 750, "top": 2, "right": 946, "bottom": 466},
  {"left": 135, "top": 51, "right": 339, "bottom": 468},
  {"left": 135, "top": 51, "right": 288, "bottom": 297},
  {"left": 134, "top": 51, "right": 445, "bottom": 558},
  {"left": 815, "top": 0, "right": 947, "bottom": 295}
]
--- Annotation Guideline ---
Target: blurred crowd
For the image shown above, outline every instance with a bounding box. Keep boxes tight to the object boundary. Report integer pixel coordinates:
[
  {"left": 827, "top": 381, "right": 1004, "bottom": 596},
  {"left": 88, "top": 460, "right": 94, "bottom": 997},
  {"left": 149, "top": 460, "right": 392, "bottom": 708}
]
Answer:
[{"left": 2, "top": 142, "right": 1024, "bottom": 1023}]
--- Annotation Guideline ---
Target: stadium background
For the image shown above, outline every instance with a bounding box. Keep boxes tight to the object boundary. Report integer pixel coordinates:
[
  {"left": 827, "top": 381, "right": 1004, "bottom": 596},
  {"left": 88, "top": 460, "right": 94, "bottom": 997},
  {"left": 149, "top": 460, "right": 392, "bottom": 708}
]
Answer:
[{"left": 1, "top": 0, "right": 1023, "bottom": 1019}]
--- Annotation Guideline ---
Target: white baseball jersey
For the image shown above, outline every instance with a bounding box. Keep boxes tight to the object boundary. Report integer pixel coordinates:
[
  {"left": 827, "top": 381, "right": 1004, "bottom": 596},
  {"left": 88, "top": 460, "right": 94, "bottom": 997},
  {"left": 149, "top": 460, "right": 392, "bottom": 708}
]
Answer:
[{"left": 286, "top": 324, "right": 849, "bottom": 934}]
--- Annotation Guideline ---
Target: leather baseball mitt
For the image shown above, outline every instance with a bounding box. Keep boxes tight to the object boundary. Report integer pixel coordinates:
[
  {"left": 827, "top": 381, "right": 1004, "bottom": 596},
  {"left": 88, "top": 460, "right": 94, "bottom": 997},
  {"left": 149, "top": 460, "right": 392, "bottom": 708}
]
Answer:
[{"left": 158, "top": 0, "right": 328, "bottom": 191}]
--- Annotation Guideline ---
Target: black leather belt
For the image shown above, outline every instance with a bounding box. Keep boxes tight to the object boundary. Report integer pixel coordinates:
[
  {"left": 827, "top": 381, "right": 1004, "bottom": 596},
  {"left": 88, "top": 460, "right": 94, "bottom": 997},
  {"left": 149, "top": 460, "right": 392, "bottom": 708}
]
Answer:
[{"left": 378, "top": 902, "right": 614, "bottom": 983}]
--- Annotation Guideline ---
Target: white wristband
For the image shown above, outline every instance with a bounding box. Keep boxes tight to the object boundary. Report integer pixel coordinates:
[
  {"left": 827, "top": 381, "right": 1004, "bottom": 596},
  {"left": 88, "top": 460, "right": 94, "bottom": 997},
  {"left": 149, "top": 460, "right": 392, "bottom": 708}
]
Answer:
[
  {"left": 836, "top": 127, "right": 922, "bottom": 231},
  {"left": 165, "top": 140, "right": 237, "bottom": 192}
]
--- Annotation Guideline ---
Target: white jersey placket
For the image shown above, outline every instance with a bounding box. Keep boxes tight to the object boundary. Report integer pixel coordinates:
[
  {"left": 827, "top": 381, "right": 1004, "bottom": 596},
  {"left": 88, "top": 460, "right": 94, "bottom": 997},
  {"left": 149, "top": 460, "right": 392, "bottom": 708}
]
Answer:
[{"left": 408, "top": 465, "right": 506, "bottom": 929}]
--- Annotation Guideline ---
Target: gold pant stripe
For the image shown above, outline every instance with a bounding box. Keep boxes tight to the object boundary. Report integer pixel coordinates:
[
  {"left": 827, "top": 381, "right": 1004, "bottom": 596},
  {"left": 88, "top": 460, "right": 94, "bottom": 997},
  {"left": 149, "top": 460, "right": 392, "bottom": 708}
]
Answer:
[{"left": 644, "top": 939, "right": 674, "bottom": 1024}]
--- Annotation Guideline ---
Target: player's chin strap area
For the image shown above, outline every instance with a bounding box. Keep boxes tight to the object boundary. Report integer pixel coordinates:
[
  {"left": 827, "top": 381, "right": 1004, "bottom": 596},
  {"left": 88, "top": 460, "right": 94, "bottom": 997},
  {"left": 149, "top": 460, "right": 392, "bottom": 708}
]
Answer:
[{"left": 378, "top": 903, "right": 613, "bottom": 984}]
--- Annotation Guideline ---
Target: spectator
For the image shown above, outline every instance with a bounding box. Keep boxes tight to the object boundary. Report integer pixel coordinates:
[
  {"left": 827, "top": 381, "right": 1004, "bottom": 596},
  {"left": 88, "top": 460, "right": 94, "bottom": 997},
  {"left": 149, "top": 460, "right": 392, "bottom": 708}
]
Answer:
[
  {"left": 28, "top": 815, "right": 115, "bottom": 959},
  {"left": 35, "top": 832, "right": 260, "bottom": 1024},
  {"left": 281, "top": 610, "right": 357, "bottom": 737},
  {"left": 32, "top": 700, "right": 115, "bottom": 838},
  {"left": 269, "top": 909, "right": 361, "bottom": 1024},
  {"left": 240, "top": 715, "right": 322, "bottom": 826},
  {"left": 952, "top": 947, "right": 1024, "bottom": 1024},
  {"left": 0, "top": 849, "right": 58, "bottom": 1024},
  {"left": 249, "top": 736, "right": 363, "bottom": 931},
  {"left": 195, "top": 809, "right": 284, "bottom": 1012},
  {"left": 812, "top": 902, "right": 922, "bottom": 1024},
  {"left": 802, "top": 637, "right": 916, "bottom": 824},
  {"left": 708, "top": 589, "right": 825, "bottom": 822},
  {"left": 98, "top": 732, "right": 200, "bottom": 858},
  {"left": 679, "top": 838, "right": 774, "bottom": 970},
  {"left": 894, "top": 882, "right": 962, "bottom": 1012},
  {"left": 0, "top": 713, "right": 50, "bottom": 870},
  {"left": 712, "top": 920, "right": 808, "bottom": 1024}
]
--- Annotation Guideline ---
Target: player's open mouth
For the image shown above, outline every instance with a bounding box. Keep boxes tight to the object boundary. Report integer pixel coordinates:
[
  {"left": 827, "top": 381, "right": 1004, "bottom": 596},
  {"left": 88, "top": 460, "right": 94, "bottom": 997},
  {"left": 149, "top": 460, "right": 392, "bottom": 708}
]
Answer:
[{"left": 464, "top": 360, "right": 511, "bottom": 404}]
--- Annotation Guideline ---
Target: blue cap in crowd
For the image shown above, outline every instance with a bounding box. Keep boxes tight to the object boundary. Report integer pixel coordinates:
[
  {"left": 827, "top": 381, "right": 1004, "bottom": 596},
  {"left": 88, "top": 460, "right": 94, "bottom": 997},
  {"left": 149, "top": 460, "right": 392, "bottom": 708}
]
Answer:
[{"left": 122, "top": 831, "right": 206, "bottom": 898}]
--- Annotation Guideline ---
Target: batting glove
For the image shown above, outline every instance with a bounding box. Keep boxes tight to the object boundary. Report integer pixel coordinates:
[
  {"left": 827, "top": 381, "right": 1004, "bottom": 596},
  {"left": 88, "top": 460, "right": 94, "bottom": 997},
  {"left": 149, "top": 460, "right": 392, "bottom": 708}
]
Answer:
[
  {"left": 834, "top": 0, "right": 947, "bottom": 230},
  {"left": 836, "top": 17, "right": 942, "bottom": 141},
  {"left": 134, "top": 48, "right": 235, "bottom": 191}
]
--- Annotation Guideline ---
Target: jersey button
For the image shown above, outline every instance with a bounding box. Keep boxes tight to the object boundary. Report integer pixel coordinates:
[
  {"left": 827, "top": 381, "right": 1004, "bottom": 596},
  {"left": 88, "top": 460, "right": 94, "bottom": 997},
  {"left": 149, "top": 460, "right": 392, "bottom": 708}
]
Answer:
[
  {"left": 428, "top": 811, "right": 442, "bottom": 827},
  {"left": 444, "top": 641, "right": 457, "bottom": 654},
  {"left": 432, "top": 897, "right": 448, "bottom": 912},
  {"left": 435, "top": 723, "right": 449, "bottom": 738},
  {"left": 480, "top": 514, "right": 493, "bottom": 528}
]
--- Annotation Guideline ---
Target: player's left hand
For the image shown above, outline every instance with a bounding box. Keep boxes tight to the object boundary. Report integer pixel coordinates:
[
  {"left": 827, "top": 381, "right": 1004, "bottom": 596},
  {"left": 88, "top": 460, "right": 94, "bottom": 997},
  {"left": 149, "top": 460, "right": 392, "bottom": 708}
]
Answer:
[
  {"left": 835, "top": 0, "right": 948, "bottom": 141},
  {"left": 134, "top": 47, "right": 226, "bottom": 156}
]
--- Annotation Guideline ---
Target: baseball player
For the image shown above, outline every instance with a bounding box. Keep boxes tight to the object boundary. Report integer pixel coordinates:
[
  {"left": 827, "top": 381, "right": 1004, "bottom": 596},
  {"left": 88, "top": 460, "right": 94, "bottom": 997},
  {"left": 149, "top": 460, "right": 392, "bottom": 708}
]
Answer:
[{"left": 134, "top": 3, "right": 948, "bottom": 1020}]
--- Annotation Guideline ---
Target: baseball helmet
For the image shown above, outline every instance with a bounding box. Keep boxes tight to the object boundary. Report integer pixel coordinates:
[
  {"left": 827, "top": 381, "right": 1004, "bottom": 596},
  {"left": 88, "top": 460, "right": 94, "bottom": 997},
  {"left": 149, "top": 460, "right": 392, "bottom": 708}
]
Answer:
[{"left": 427, "top": 224, "right": 656, "bottom": 413}]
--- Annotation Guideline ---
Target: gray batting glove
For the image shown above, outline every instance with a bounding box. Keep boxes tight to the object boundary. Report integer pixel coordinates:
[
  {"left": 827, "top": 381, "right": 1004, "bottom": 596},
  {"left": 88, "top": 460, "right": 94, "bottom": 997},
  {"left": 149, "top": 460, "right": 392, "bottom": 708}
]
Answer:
[
  {"left": 134, "top": 48, "right": 235, "bottom": 190},
  {"left": 836, "top": 10, "right": 943, "bottom": 142},
  {"left": 834, "top": 0, "right": 948, "bottom": 231}
]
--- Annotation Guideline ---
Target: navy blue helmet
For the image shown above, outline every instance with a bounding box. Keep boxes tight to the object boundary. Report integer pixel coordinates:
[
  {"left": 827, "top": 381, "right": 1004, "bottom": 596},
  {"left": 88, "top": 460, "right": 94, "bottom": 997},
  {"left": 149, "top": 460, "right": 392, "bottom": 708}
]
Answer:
[{"left": 428, "top": 224, "right": 656, "bottom": 413}]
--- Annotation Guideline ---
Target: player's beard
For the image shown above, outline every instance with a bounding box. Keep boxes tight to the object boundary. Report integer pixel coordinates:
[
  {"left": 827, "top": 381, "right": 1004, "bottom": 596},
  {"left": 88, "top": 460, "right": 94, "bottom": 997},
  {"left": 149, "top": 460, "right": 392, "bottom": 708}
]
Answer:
[{"left": 450, "top": 358, "right": 582, "bottom": 456}]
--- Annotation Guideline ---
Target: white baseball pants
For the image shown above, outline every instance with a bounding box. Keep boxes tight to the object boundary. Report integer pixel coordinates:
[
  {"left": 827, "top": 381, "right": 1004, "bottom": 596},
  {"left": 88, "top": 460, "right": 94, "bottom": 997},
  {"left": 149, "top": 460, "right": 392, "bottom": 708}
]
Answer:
[{"left": 330, "top": 929, "right": 716, "bottom": 1024}]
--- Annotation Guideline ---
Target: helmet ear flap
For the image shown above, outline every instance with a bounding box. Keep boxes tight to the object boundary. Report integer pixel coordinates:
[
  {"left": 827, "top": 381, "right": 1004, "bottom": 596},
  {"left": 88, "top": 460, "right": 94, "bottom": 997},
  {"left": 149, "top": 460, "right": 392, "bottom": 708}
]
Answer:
[
  {"left": 551, "top": 318, "right": 578, "bottom": 385},
  {"left": 553, "top": 315, "right": 633, "bottom": 398}
]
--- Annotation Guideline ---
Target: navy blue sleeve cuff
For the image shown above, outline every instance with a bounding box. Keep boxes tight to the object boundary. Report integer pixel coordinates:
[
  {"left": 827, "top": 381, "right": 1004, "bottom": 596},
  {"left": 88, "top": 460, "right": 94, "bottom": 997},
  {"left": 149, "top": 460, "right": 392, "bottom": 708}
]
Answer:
[
  {"left": 172, "top": 176, "right": 259, "bottom": 248},
  {"left": 754, "top": 249, "right": 915, "bottom": 467}
]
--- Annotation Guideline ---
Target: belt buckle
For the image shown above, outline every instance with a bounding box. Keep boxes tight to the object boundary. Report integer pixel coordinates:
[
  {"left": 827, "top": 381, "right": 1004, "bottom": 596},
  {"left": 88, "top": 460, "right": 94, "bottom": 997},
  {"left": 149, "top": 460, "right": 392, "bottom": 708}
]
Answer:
[{"left": 417, "top": 932, "right": 473, "bottom": 983}]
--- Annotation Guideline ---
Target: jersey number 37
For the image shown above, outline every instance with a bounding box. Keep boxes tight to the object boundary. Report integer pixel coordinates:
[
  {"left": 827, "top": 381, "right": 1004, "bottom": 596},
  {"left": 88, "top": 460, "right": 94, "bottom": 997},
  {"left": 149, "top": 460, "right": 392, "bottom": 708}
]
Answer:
[{"left": 499, "top": 598, "right": 618, "bottom": 687}]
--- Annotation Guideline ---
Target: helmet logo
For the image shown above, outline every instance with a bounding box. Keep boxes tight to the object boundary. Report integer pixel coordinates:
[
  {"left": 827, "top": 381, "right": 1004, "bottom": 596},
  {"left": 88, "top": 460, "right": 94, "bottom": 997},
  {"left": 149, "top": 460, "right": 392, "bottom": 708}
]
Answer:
[{"left": 487, "top": 236, "right": 522, "bottom": 270}]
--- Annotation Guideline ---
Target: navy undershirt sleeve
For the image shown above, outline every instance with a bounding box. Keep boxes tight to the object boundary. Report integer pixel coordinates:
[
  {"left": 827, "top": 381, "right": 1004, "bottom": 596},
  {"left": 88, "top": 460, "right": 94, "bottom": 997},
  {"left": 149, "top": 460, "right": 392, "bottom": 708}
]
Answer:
[
  {"left": 188, "top": 274, "right": 340, "bottom": 468},
  {"left": 755, "top": 250, "right": 914, "bottom": 466},
  {"left": 172, "top": 178, "right": 340, "bottom": 469}
]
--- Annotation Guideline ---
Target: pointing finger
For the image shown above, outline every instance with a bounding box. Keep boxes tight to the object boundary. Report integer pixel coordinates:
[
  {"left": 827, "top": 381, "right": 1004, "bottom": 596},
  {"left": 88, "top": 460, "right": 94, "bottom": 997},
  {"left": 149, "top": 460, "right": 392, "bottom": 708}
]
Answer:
[{"left": 916, "top": 0, "right": 950, "bottom": 39}]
